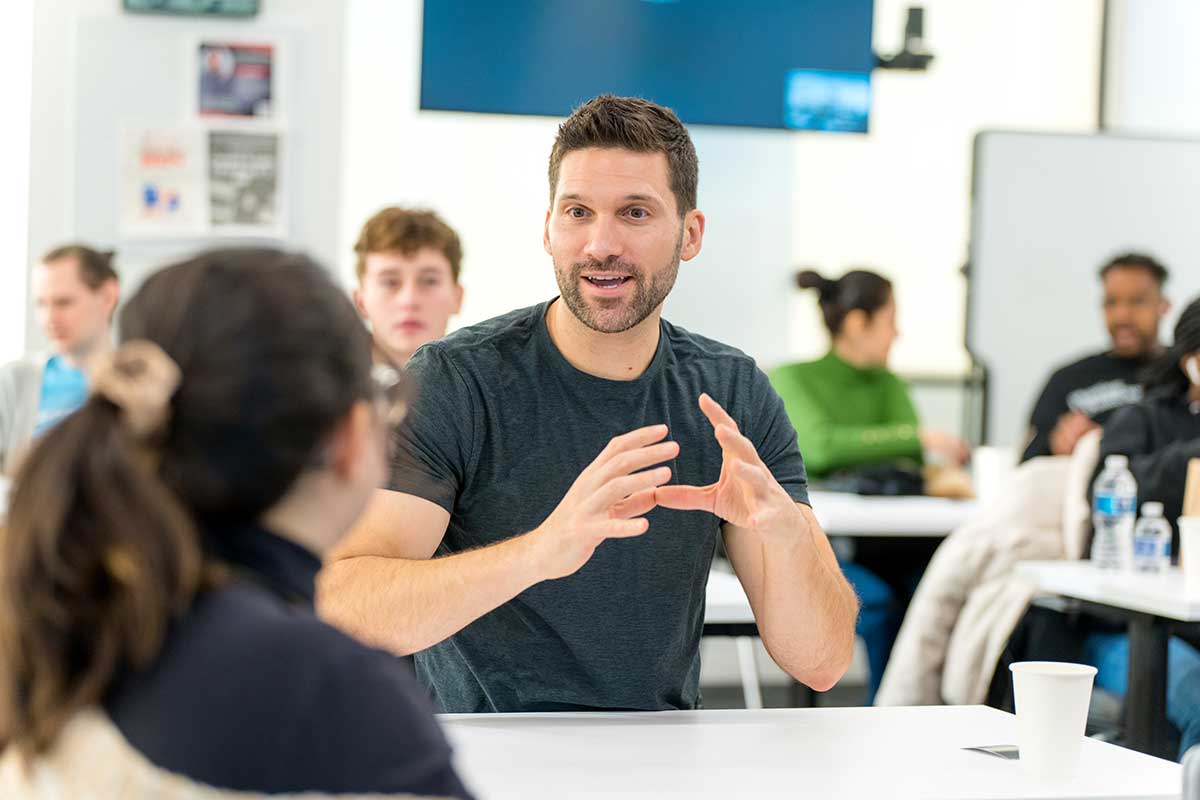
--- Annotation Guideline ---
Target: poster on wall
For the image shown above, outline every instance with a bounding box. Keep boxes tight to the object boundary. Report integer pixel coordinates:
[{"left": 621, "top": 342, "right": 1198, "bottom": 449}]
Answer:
[
  {"left": 208, "top": 130, "right": 284, "bottom": 235},
  {"left": 118, "top": 126, "right": 285, "bottom": 239},
  {"left": 196, "top": 41, "right": 275, "bottom": 118},
  {"left": 118, "top": 126, "right": 207, "bottom": 237}
]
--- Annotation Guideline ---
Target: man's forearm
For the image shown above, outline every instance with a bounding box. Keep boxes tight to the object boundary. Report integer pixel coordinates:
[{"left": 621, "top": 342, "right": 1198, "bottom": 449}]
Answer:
[
  {"left": 757, "top": 519, "right": 858, "bottom": 691},
  {"left": 317, "top": 532, "right": 546, "bottom": 656}
]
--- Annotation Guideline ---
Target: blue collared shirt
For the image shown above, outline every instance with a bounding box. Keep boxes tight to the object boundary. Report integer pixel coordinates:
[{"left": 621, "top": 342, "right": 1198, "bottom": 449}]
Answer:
[{"left": 33, "top": 355, "right": 88, "bottom": 437}]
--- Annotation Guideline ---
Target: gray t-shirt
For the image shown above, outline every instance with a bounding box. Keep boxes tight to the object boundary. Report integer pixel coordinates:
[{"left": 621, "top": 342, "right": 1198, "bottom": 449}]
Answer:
[{"left": 392, "top": 300, "right": 809, "bottom": 713}]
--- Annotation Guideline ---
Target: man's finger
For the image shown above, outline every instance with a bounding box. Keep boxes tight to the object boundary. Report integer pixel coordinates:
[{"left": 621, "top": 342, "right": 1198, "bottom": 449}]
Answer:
[
  {"left": 590, "top": 466, "right": 672, "bottom": 512},
  {"left": 715, "top": 424, "right": 764, "bottom": 466},
  {"left": 595, "top": 440, "right": 680, "bottom": 485},
  {"left": 699, "top": 393, "right": 739, "bottom": 433},
  {"left": 610, "top": 487, "right": 658, "bottom": 519},
  {"left": 592, "top": 424, "right": 670, "bottom": 468},
  {"left": 655, "top": 483, "right": 715, "bottom": 513},
  {"left": 604, "top": 517, "right": 651, "bottom": 539}
]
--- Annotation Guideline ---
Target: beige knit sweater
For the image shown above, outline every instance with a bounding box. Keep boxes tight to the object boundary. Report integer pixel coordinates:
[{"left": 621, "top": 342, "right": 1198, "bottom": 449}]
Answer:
[{"left": 0, "top": 709, "right": 452, "bottom": 800}]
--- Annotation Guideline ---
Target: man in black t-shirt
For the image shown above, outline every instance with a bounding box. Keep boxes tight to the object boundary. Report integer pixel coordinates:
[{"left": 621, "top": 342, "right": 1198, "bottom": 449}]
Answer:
[
  {"left": 1021, "top": 253, "right": 1170, "bottom": 463},
  {"left": 318, "top": 95, "right": 858, "bottom": 712}
]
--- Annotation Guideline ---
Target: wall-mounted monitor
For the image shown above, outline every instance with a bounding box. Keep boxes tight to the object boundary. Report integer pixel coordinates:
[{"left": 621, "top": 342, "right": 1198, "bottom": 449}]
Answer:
[{"left": 420, "top": 0, "right": 875, "bottom": 132}]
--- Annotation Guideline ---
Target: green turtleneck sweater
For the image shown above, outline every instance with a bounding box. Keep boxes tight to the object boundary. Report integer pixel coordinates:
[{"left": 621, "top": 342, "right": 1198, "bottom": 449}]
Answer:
[{"left": 769, "top": 351, "right": 923, "bottom": 480}]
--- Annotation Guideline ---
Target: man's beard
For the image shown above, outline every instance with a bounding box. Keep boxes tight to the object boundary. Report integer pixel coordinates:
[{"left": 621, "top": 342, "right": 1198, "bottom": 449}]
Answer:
[{"left": 554, "top": 230, "right": 683, "bottom": 334}]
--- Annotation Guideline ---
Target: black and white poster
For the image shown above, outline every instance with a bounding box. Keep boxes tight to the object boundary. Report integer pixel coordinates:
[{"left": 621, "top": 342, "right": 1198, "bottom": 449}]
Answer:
[{"left": 208, "top": 130, "right": 284, "bottom": 235}]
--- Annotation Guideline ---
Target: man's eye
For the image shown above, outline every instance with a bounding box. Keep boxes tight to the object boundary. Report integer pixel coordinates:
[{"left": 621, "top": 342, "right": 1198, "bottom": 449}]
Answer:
[
  {"left": 626, "top": 208, "right": 648, "bottom": 220},
  {"left": 567, "top": 207, "right": 588, "bottom": 219}
]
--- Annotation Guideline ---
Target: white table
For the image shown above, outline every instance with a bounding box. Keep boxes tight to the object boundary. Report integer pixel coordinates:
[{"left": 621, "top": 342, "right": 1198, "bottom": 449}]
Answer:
[
  {"left": 809, "top": 489, "right": 978, "bottom": 537},
  {"left": 1017, "top": 561, "right": 1200, "bottom": 758},
  {"left": 1016, "top": 562, "right": 1200, "bottom": 622},
  {"left": 442, "top": 705, "right": 1182, "bottom": 799}
]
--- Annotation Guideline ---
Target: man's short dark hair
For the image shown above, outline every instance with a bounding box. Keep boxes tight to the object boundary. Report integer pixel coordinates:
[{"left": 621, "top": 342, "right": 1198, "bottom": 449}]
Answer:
[
  {"left": 548, "top": 95, "right": 698, "bottom": 216},
  {"left": 41, "top": 244, "right": 118, "bottom": 289},
  {"left": 1098, "top": 252, "right": 1169, "bottom": 286}
]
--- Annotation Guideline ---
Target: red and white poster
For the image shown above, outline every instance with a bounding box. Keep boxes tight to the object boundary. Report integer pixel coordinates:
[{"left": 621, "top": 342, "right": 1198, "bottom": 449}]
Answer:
[{"left": 119, "top": 126, "right": 206, "bottom": 237}]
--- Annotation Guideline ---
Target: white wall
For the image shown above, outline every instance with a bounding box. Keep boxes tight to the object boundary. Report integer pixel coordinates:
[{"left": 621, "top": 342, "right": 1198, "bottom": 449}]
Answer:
[
  {"left": 787, "top": 1, "right": 1102, "bottom": 374},
  {"left": 26, "top": 0, "right": 345, "bottom": 351},
  {"left": 341, "top": 0, "right": 1102, "bottom": 377},
  {"left": 21, "top": 1, "right": 1107, "bottom": 378},
  {"left": 1105, "top": 0, "right": 1200, "bottom": 136},
  {"left": 1, "top": 1, "right": 34, "bottom": 363}
]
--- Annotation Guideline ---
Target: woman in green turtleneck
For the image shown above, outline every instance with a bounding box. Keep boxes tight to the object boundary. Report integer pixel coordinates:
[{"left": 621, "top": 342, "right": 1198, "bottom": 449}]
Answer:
[
  {"left": 770, "top": 269, "right": 968, "bottom": 703},
  {"left": 771, "top": 270, "right": 968, "bottom": 478}
]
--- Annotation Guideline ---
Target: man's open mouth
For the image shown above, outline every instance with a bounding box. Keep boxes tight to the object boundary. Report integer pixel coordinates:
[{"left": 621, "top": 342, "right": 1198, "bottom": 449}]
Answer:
[{"left": 582, "top": 275, "right": 633, "bottom": 290}]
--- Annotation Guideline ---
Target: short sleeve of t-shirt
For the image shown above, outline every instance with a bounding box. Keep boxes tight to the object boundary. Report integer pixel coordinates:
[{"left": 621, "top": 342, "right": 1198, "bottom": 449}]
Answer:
[
  {"left": 745, "top": 365, "right": 810, "bottom": 508},
  {"left": 389, "top": 344, "right": 477, "bottom": 512}
]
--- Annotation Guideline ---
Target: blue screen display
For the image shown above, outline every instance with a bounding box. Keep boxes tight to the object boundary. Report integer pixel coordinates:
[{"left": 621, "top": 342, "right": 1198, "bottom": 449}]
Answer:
[{"left": 420, "top": 0, "right": 875, "bottom": 132}]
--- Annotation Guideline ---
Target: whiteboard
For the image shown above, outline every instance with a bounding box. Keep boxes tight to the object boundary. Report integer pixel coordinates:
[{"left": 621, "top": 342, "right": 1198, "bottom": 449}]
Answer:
[{"left": 967, "top": 131, "right": 1200, "bottom": 446}]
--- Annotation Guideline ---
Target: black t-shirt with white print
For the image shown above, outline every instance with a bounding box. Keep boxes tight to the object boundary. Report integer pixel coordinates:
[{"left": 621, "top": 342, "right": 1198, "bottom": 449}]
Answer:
[{"left": 1021, "top": 351, "right": 1152, "bottom": 463}]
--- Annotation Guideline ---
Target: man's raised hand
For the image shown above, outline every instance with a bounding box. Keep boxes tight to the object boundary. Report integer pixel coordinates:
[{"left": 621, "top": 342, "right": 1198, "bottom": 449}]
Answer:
[{"left": 531, "top": 424, "right": 678, "bottom": 580}]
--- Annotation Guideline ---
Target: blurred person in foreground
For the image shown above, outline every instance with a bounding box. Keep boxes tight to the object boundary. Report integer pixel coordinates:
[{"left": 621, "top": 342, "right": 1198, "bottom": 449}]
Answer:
[{"left": 0, "top": 248, "right": 472, "bottom": 798}]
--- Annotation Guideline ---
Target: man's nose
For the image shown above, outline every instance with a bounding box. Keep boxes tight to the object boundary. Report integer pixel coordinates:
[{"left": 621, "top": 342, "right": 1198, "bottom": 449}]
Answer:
[{"left": 582, "top": 217, "right": 624, "bottom": 265}]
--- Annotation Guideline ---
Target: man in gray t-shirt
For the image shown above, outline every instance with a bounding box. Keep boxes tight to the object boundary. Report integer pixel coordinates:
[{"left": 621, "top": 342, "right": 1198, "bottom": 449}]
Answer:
[{"left": 319, "top": 95, "right": 858, "bottom": 713}]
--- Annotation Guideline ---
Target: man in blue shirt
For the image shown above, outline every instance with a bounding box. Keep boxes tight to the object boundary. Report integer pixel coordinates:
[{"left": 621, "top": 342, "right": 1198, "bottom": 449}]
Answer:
[{"left": 0, "top": 245, "right": 118, "bottom": 474}]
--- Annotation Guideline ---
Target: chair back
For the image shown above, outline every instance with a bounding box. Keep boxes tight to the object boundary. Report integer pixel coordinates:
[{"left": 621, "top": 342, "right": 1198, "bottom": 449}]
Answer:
[{"left": 1184, "top": 745, "right": 1200, "bottom": 799}]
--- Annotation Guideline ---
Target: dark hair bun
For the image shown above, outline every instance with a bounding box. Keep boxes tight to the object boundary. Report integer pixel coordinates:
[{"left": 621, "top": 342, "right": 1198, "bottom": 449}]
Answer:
[
  {"left": 795, "top": 269, "right": 836, "bottom": 297},
  {"left": 798, "top": 268, "right": 893, "bottom": 337}
]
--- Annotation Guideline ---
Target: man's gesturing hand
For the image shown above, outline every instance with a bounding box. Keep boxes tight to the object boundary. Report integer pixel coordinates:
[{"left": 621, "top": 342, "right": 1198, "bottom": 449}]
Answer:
[
  {"left": 532, "top": 424, "right": 678, "bottom": 580},
  {"left": 655, "top": 394, "right": 800, "bottom": 541}
]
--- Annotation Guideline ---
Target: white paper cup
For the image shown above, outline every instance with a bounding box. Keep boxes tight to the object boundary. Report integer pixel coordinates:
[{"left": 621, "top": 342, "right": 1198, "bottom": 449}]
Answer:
[
  {"left": 1010, "top": 661, "right": 1096, "bottom": 777},
  {"left": 1181, "top": 517, "right": 1200, "bottom": 597},
  {"left": 972, "top": 446, "right": 1016, "bottom": 506}
]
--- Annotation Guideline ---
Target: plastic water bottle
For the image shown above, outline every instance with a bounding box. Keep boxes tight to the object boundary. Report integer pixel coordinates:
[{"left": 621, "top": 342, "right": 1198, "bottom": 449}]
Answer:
[
  {"left": 1091, "top": 454, "right": 1137, "bottom": 570},
  {"left": 1133, "top": 501, "right": 1172, "bottom": 574}
]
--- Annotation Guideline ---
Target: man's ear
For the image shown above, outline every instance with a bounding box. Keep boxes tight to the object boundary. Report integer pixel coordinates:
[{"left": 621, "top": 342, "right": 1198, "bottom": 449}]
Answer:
[
  {"left": 543, "top": 208, "right": 553, "bottom": 256},
  {"left": 102, "top": 279, "right": 120, "bottom": 318},
  {"left": 679, "top": 209, "right": 706, "bottom": 262},
  {"left": 352, "top": 286, "right": 368, "bottom": 319}
]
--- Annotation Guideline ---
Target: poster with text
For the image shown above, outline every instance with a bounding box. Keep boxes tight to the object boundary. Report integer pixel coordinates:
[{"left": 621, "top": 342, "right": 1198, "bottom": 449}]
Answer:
[
  {"left": 208, "top": 130, "right": 284, "bottom": 235},
  {"left": 119, "top": 126, "right": 207, "bottom": 238},
  {"left": 198, "top": 41, "right": 274, "bottom": 118}
]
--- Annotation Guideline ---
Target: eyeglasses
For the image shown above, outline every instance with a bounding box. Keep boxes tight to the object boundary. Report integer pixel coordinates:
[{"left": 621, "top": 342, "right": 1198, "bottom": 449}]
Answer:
[{"left": 371, "top": 364, "right": 409, "bottom": 429}]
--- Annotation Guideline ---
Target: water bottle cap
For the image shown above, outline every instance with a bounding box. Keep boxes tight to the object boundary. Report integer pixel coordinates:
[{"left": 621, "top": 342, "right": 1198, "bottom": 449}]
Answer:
[
  {"left": 1105, "top": 454, "right": 1129, "bottom": 469},
  {"left": 1141, "top": 501, "right": 1164, "bottom": 517}
]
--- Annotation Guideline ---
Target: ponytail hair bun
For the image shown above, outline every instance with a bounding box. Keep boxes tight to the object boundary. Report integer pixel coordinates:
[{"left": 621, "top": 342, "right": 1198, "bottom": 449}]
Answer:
[
  {"left": 795, "top": 269, "right": 837, "bottom": 299},
  {"left": 797, "top": 267, "right": 894, "bottom": 337}
]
